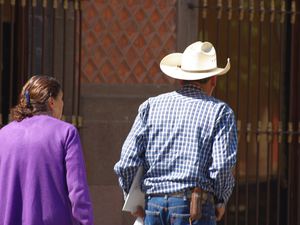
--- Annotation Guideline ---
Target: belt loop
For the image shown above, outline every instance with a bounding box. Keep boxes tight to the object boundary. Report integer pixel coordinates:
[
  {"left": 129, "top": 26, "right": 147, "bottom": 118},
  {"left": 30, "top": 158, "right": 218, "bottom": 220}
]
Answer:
[
  {"left": 164, "top": 195, "right": 168, "bottom": 200},
  {"left": 183, "top": 189, "right": 187, "bottom": 200}
]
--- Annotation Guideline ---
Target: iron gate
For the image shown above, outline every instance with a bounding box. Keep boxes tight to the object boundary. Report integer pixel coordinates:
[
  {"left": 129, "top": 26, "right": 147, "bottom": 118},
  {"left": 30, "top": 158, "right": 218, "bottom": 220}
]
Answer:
[
  {"left": 0, "top": 0, "right": 82, "bottom": 127},
  {"left": 188, "top": 0, "right": 300, "bottom": 225}
]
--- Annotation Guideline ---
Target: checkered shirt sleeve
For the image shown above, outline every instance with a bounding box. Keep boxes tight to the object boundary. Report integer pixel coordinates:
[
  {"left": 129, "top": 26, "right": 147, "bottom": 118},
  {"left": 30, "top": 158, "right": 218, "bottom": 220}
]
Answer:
[
  {"left": 113, "top": 102, "right": 149, "bottom": 193},
  {"left": 210, "top": 105, "right": 237, "bottom": 203}
]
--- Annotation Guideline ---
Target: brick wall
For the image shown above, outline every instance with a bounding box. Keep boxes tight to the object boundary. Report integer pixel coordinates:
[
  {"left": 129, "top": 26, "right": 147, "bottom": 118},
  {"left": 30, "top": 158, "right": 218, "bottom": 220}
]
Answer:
[{"left": 81, "top": 0, "right": 177, "bottom": 84}]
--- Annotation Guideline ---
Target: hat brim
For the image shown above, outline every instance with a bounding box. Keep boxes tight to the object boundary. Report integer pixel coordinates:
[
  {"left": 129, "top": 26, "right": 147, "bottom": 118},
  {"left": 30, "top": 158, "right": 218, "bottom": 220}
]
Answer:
[{"left": 160, "top": 53, "right": 230, "bottom": 80}]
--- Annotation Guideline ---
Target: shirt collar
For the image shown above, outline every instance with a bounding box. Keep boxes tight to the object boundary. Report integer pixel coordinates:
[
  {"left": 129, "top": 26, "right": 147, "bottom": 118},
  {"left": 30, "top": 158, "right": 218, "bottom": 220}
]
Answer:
[{"left": 182, "top": 83, "right": 205, "bottom": 93}]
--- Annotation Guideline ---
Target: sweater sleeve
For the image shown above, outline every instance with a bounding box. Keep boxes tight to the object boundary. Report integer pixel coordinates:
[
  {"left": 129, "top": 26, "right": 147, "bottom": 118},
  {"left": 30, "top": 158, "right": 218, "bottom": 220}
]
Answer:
[{"left": 65, "top": 126, "right": 94, "bottom": 225}]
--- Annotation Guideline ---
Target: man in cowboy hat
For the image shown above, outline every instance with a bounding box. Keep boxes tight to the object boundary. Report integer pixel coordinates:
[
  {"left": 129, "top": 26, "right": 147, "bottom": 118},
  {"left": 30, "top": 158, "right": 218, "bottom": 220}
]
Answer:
[{"left": 114, "top": 41, "right": 237, "bottom": 225}]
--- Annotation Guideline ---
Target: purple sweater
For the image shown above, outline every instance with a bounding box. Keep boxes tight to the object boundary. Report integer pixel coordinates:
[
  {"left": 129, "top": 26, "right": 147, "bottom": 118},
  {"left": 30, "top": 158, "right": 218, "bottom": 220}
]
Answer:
[{"left": 0, "top": 115, "right": 94, "bottom": 225}]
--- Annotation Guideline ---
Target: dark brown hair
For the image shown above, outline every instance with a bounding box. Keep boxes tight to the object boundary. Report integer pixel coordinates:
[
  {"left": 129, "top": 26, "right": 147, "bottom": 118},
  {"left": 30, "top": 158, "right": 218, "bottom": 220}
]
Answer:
[
  {"left": 182, "top": 77, "right": 211, "bottom": 85},
  {"left": 11, "top": 75, "right": 61, "bottom": 122}
]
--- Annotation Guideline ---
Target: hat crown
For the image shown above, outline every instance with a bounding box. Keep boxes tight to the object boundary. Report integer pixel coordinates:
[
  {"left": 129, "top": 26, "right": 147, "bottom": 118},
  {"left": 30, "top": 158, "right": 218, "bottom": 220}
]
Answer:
[{"left": 181, "top": 42, "right": 217, "bottom": 71}]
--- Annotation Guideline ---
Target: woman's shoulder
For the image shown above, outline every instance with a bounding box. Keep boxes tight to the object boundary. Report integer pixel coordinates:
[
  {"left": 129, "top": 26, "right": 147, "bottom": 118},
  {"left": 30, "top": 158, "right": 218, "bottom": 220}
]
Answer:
[
  {"left": 18, "top": 115, "right": 77, "bottom": 135},
  {"left": 0, "top": 121, "right": 17, "bottom": 135},
  {"left": 0, "top": 115, "right": 78, "bottom": 136},
  {"left": 37, "top": 115, "right": 76, "bottom": 130},
  {"left": 32, "top": 115, "right": 80, "bottom": 143}
]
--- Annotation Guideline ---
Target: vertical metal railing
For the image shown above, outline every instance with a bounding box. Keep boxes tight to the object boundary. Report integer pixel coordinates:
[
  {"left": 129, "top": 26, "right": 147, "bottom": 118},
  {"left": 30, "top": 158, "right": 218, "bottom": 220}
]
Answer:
[
  {"left": 266, "top": 1, "right": 275, "bottom": 225},
  {"left": 276, "top": 1, "right": 286, "bottom": 224},
  {"left": 214, "top": 0, "right": 222, "bottom": 98},
  {"left": 255, "top": 2, "right": 264, "bottom": 224},
  {"left": 72, "top": 0, "right": 82, "bottom": 128},
  {"left": 62, "top": 0, "right": 67, "bottom": 98},
  {"left": 225, "top": 0, "right": 232, "bottom": 104},
  {"left": 245, "top": 1, "right": 254, "bottom": 225},
  {"left": 289, "top": 2, "right": 298, "bottom": 224},
  {"left": 224, "top": 3, "right": 232, "bottom": 224},
  {"left": 61, "top": 0, "right": 67, "bottom": 121},
  {"left": 20, "top": 0, "right": 27, "bottom": 85},
  {"left": 287, "top": 1, "right": 297, "bottom": 223},
  {"left": 41, "top": 0, "right": 47, "bottom": 74},
  {"left": 72, "top": 0, "right": 79, "bottom": 127},
  {"left": 9, "top": 0, "right": 16, "bottom": 114},
  {"left": 77, "top": 0, "right": 83, "bottom": 128},
  {"left": 30, "top": 0, "right": 36, "bottom": 76},
  {"left": 52, "top": 0, "right": 57, "bottom": 76},
  {"left": 234, "top": 1, "right": 243, "bottom": 224},
  {"left": 201, "top": 0, "right": 207, "bottom": 40},
  {"left": 0, "top": 0, "right": 4, "bottom": 128}
]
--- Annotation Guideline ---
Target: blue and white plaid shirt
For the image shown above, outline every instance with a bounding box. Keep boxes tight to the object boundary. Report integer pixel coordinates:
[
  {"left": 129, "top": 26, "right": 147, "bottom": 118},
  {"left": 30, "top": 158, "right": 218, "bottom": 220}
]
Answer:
[{"left": 114, "top": 84, "right": 237, "bottom": 203}]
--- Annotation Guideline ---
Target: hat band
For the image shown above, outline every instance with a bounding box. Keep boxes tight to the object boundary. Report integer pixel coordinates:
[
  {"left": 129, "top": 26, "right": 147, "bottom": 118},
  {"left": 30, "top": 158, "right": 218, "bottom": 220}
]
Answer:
[{"left": 180, "top": 66, "right": 218, "bottom": 73}]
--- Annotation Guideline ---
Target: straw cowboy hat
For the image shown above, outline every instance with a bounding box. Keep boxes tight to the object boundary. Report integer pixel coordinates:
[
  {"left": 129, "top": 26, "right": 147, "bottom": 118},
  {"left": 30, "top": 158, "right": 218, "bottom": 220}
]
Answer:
[{"left": 160, "top": 41, "right": 230, "bottom": 80}]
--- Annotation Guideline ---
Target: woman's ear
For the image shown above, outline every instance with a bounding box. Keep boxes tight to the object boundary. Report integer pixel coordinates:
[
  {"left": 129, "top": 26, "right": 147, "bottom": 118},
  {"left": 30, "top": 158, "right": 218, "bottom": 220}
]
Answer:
[{"left": 48, "top": 97, "right": 54, "bottom": 110}]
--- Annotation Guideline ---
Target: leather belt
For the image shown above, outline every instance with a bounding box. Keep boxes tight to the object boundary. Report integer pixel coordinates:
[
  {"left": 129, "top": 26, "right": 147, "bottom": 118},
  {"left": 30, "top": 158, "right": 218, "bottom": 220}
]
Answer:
[{"left": 147, "top": 189, "right": 215, "bottom": 204}]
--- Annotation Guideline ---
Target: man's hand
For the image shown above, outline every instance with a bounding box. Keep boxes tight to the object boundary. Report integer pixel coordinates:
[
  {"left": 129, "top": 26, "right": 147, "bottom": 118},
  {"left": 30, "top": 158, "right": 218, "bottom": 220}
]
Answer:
[
  {"left": 131, "top": 206, "right": 145, "bottom": 218},
  {"left": 215, "top": 205, "right": 225, "bottom": 221}
]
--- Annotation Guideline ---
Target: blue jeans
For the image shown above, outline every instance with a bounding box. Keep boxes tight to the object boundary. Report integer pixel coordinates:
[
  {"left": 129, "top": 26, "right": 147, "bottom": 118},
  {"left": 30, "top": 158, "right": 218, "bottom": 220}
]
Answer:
[{"left": 144, "top": 196, "right": 216, "bottom": 225}]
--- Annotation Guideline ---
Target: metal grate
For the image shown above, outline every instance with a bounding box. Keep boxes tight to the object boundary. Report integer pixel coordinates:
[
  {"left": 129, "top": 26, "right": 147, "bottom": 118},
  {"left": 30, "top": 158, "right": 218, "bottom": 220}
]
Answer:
[
  {"left": 191, "top": 0, "right": 299, "bottom": 225},
  {"left": 0, "top": 0, "right": 82, "bottom": 127}
]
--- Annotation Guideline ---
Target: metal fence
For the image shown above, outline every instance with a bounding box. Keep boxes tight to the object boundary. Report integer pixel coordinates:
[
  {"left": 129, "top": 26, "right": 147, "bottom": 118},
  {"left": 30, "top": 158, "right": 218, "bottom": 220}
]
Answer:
[
  {"left": 191, "top": 0, "right": 300, "bottom": 224},
  {"left": 0, "top": 0, "right": 82, "bottom": 127}
]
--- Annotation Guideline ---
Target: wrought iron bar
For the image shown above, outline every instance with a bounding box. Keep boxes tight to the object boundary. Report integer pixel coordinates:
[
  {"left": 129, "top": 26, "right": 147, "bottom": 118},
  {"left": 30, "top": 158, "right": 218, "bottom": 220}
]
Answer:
[
  {"left": 21, "top": 0, "right": 26, "bottom": 85},
  {"left": 298, "top": 122, "right": 300, "bottom": 144},
  {"left": 270, "top": 0, "right": 275, "bottom": 23},
  {"left": 245, "top": 1, "right": 254, "bottom": 224},
  {"left": 62, "top": 0, "right": 68, "bottom": 122},
  {"left": 52, "top": 0, "right": 57, "bottom": 76},
  {"left": 30, "top": 0, "right": 37, "bottom": 75},
  {"left": 225, "top": 0, "right": 232, "bottom": 104},
  {"left": 9, "top": 0, "right": 16, "bottom": 115},
  {"left": 77, "top": 0, "right": 82, "bottom": 128},
  {"left": 72, "top": 0, "right": 79, "bottom": 127},
  {"left": 287, "top": 122, "right": 293, "bottom": 225},
  {"left": 0, "top": 0, "right": 4, "bottom": 127},
  {"left": 276, "top": 3, "right": 286, "bottom": 222},
  {"left": 260, "top": 1, "right": 265, "bottom": 23},
  {"left": 266, "top": 2, "right": 275, "bottom": 224},
  {"left": 235, "top": 1, "right": 244, "bottom": 223},
  {"left": 276, "top": 120, "right": 282, "bottom": 225},
  {"left": 42, "top": 0, "right": 47, "bottom": 74},
  {"left": 255, "top": 1, "right": 264, "bottom": 223},
  {"left": 224, "top": 2, "right": 232, "bottom": 223},
  {"left": 227, "top": 0, "right": 232, "bottom": 21},
  {"left": 239, "top": 0, "right": 244, "bottom": 21},
  {"left": 266, "top": 120, "right": 272, "bottom": 225},
  {"left": 217, "top": 0, "right": 222, "bottom": 20},
  {"left": 280, "top": 1, "right": 286, "bottom": 24},
  {"left": 291, "top": 1, "right": 296, "bottom": 24},
  {"left": 201, "top": 0, "right": 207, "bottom": 40},
  {"left": 214, "top": 0, "right": 222, "bottom": 98},
  {"left": 288, "top": 122, "right": 294, "bottom": 144}
]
